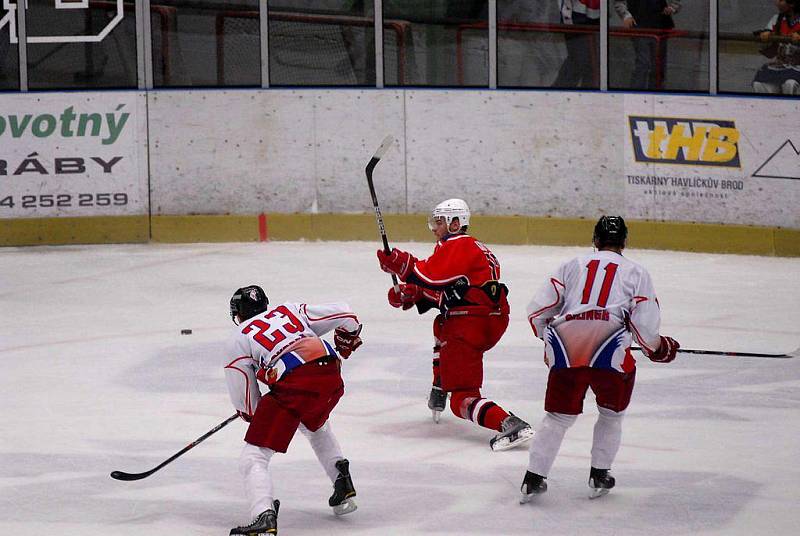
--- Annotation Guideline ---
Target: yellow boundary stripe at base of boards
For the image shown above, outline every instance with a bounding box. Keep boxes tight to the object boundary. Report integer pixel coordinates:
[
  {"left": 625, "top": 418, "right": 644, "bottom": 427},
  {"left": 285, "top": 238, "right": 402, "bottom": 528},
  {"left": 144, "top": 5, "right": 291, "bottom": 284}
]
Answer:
[
  {"left": 1, "top": 214, "right": 798, "bottom": 257},
  {"left": 0, "top": 215, "right": 150, "bottom": 246}
]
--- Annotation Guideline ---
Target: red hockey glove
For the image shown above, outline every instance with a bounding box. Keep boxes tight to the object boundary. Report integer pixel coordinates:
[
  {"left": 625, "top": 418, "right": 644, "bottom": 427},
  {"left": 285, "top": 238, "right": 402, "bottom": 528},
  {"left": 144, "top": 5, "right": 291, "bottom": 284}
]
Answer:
[
  {"left": 377, "top": 248, "right": 416, "bottom": 281},
  {"left": 334, "top": 325, "right": 363, "bottom": 359},
  {"left": 388, "top": 284, "right": 442, "bottom": 310},
  {"left": 648, "top": 335, "right": 680, "bottom": 363},
  {"left": 388, "top": 284, "right": 423, "bottom": 310},
  {"left": 237, "top": 410, "right": 252, "bottom": 423}
]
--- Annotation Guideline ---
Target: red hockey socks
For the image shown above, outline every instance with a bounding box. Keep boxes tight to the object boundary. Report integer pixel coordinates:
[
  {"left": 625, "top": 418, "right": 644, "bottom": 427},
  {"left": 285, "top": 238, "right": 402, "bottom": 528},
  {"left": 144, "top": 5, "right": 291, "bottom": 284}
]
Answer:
[{"left": 450, "top": 390, "right": 509, "bottom": 432}]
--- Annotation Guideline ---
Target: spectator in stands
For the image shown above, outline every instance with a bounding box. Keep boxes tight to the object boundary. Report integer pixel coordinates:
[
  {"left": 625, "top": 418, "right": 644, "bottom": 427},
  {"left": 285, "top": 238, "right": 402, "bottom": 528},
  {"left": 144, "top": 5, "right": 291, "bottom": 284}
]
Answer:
[
  {"left": 552, "top": 0, "right": 600, "bottom": 88},
  {"left": 752, "top": 0, "right": 800, "bottom": 95},
  {"left": 614, "top": 0, "right": 681, "bottom": 90}
]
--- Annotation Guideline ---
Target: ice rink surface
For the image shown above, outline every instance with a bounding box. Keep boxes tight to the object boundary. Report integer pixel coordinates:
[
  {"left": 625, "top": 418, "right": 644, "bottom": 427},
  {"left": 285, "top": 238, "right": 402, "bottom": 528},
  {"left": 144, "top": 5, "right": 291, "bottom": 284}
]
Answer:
[{"left": 1, "top": 240, "right": 799, "bottom": 536}]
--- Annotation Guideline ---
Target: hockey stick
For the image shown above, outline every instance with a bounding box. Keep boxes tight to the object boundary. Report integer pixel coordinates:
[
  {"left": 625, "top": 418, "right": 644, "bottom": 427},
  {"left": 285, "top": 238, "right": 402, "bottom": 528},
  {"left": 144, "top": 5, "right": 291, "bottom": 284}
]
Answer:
[
  {"left": 632, "top": 346, "right": 798, "bottom": 359},
  {"left": 110, "top": 413, "right": 239, "bottom": 481},
  {"left": 365, "top": 135, "right": 399, "bottom": 292}
]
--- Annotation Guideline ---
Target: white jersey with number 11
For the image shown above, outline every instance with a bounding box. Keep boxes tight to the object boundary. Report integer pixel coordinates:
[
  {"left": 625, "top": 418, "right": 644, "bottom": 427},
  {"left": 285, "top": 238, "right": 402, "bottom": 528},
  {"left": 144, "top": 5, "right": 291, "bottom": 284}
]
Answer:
[{"left": 527, "top": 250, "right": 663, "bottom": 372}]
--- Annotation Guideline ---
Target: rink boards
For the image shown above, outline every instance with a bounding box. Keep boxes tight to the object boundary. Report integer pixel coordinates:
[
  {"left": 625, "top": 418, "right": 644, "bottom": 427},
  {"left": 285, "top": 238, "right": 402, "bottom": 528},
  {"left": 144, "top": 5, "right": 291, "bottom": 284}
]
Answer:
[{"left": 0, "top": 89, "right": 798, "bottom": 254}]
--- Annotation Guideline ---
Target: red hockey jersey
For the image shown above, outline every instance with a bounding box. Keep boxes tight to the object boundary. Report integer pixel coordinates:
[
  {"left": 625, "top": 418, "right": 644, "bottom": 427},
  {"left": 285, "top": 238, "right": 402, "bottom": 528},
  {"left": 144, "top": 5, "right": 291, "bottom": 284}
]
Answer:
[{"left": 411, "top": 233, "right": 500, "bottom": 288}]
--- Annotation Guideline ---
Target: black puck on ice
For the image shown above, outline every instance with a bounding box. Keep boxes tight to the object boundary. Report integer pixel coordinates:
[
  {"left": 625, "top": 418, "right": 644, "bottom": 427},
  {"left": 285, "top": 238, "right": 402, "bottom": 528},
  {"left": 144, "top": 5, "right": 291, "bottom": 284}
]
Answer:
[{"left": 181, "top": 329, "right": 193, "bottom": 335}]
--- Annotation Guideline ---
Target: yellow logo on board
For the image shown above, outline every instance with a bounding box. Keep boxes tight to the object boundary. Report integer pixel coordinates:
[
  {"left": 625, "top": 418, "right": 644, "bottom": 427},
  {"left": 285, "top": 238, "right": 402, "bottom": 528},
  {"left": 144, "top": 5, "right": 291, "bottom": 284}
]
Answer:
[{"left": 629, "top": 116, "right": 741, "bottom": 168}]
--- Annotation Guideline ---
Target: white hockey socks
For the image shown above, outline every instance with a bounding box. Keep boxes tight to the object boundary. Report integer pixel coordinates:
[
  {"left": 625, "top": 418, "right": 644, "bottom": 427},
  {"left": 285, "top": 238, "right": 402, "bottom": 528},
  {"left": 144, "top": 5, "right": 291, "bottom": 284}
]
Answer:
[
  {"left": 527, "top": 412, "right": 577, "bottom": 477},
  {"left": 300, "top": 421, "right": 344, "bottom": 483},
  {"left": 239, "top": 443, "right": 276, "bottom": 519},
  {"left": 591, "top": 407, "right": 624, "bottom": 470}
]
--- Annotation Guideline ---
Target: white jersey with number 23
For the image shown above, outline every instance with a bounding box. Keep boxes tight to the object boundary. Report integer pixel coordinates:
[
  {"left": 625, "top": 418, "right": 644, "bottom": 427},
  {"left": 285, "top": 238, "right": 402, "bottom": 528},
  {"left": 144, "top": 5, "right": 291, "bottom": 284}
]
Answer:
[{"left": 224, "top": 302, "right": 360, "bottom": 416}]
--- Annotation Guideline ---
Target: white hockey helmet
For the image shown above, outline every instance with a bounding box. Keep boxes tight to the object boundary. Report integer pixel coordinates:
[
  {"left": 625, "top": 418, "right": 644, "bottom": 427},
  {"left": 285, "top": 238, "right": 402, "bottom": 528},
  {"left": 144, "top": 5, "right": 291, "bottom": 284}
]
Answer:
[{"left": 428, "top": 198, "right": 470, "bottom": 232}]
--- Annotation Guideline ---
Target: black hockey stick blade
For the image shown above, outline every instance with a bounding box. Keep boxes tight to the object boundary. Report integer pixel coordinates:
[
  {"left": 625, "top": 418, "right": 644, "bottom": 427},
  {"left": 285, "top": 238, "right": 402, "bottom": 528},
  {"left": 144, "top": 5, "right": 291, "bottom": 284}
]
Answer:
[
  {"left": 632, "top": 346, "right": 798, "bottom": 359},
  {"left": 110, "top": 468, "right": 157, "bottom": 482},
  {"left": 110, "top": 413, "right": 239, "bottom": 481},
  {"left": 365, "top": 135, "right": 399, "bottom": 289}
]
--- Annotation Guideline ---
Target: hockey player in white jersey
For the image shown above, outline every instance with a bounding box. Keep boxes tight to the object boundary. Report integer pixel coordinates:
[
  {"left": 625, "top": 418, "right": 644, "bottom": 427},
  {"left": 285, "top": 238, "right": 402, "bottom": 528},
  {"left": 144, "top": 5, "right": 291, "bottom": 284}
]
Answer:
[
  {"left": 224, "top": 285, "right": 363, "bottom": 535},
  {"left": 520, "top": 216, "right": 679, "bottom": 502}
]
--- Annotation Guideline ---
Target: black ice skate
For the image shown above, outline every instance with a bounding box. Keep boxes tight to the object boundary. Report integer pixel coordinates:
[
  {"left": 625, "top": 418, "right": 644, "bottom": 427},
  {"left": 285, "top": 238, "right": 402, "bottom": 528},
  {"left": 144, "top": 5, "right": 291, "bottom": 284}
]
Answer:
[
  {"left": 230, "top": 499, "right": 279, "bottom": 536},
  {"left": 519, "top": 471, "right": 548, "bottom": 504},
  {"left": 490, "top": 414, "right": 534, "bottom": 451},
  {"left": 588, "top": 467, "right": 615, "bottom": 499},
  {"left": 328, "top": 459, "right": 357, "bottom": 516},
  {"left": 427, "top": 386, "right": 447, "bottom": 423}
]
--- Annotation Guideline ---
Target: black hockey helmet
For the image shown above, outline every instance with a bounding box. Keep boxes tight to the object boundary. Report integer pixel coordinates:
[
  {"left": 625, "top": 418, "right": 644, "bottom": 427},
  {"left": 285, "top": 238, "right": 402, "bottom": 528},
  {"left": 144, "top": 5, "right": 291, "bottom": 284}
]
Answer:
[
  {"left": 230, "top": 285, "right": 269, "bottom": 324},
  {"left": 593, "top": 216, "right": 628, "bottom": 248}
]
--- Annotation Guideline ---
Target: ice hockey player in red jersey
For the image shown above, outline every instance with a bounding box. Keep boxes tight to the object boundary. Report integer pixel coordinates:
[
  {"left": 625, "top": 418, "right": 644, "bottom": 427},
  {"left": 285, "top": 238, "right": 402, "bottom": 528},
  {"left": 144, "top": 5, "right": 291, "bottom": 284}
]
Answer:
[
  {"left": 520, "top": 216, "right": 679, "bottom": 502},
  {"left": 224, "top": 285, "right": 363, "bottom": 535},
  {"left": 377, "top": 198, "right": 534, "bottom": 451}
]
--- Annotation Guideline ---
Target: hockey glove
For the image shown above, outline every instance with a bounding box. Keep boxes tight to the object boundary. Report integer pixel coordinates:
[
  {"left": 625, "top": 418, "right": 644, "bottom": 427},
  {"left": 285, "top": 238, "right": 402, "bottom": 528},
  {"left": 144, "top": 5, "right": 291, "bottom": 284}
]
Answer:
[
  {"left": 388, "top": 284, "right": 422, "bottom": 310},
  {"left": 648, "top": 335, "right": 680, "bottom": 363},
  {"left": 377, "top": 248, "right": 416, "bottom": 281},
  {"left": 442, "top": 277, "right": 470, "bottom": 306},
  {"left": 388, "top": 284, "right": 443, "bottom": 310},
  {"left": 237, "top": 410, "right": 252, "bottom": 423},
  {"left": 256, "top": 366, "right": 279, "bottom": 386},
  {"left": 334, "top": 325, "right": 363, "bottom": 359}
]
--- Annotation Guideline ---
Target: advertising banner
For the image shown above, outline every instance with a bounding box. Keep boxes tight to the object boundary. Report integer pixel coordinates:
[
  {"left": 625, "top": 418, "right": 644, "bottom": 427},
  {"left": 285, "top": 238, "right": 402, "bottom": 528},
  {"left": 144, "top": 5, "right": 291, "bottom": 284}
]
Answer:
[
  {"left": 623, "top": 95, "right": 800, "bottom": 228},
  {"left": 0, "top": 92, "right": 147, "bottom": 218}
]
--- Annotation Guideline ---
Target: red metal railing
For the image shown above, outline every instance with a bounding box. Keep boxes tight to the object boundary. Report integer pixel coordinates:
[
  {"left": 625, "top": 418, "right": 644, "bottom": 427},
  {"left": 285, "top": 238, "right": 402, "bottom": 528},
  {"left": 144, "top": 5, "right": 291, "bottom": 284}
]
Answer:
[{"left": 215, "top": 11, "right": 411, "bottom": 85}]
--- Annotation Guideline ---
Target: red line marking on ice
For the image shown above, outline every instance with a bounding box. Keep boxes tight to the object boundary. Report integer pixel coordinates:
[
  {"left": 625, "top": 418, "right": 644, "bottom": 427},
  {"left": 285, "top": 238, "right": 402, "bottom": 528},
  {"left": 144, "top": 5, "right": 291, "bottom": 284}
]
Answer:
[{"left": 258, "top": 213, "right": 268, "bottom": 242}]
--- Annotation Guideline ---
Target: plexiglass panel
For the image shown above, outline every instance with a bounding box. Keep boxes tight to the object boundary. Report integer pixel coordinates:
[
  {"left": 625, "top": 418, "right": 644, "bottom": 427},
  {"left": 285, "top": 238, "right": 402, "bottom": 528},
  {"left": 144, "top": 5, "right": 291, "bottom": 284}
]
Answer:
[
  {"left": 383, "top": 1, "right": 488, "bottom": 87},
  {"left": 268, "top": 1, "right": 375, "bottom": 86},
  {"left": 498, "top": 0, "right": 599, "bottom": 88},
  {"left": 153, "top": 0, "right": 260, "bottom": 87},
  {"left": 0, "top": 2, "right": 19, "bottom": 89},
  {"left": 25, "top": 0, "right": 138, "bottom": 89},
  {"left": 720, "top": 0, "right": 799, "bottom": 95},
  {"left": 609, "top": 0, "right": 709, "bottom": 91}
]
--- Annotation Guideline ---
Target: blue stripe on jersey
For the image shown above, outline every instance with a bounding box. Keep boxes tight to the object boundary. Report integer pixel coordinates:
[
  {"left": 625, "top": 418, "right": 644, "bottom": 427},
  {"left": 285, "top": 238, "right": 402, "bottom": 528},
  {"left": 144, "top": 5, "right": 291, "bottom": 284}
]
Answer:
[
  {"left": 592, "top": 329, "right": 625, "bottom": 369},
  {"left": 322, "top": 339, "right": 338, "bottom": 358},
  {"left": 280, "top": 352, "right": 304, "bottom": 373},
  {"left": 548, "top": 329, "right": 569, "bottom": 369}
]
